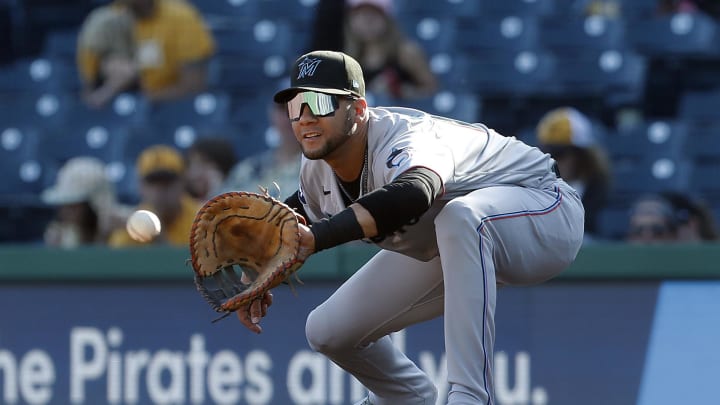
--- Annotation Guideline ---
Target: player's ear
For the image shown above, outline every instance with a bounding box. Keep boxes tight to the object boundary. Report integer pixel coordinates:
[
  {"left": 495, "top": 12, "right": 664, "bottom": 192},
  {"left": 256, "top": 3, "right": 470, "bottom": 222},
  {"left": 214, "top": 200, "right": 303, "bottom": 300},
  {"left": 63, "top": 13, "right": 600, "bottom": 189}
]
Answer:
[{"left": 352, "top": 97, "right": 368, "bottom": 119}]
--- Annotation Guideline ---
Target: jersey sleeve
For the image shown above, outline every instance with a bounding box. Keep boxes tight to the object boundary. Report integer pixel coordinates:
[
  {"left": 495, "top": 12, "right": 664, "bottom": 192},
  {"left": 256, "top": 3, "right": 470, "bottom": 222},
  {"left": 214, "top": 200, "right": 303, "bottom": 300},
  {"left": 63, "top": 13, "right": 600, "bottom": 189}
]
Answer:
[{"left": 376, "top": 126, "right": 455, "bottom": 185}]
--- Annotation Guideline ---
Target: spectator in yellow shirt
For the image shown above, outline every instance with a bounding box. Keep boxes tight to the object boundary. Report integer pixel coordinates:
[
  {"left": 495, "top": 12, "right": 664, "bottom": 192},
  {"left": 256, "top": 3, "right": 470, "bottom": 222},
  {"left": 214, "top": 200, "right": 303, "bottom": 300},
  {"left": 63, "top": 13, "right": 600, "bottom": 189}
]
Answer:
[
  {"left": 108, "top": 144, "right": 200, "bottom": 247},
  {"left": 77, "top": 0, "right": 215, "bottom": 108}
]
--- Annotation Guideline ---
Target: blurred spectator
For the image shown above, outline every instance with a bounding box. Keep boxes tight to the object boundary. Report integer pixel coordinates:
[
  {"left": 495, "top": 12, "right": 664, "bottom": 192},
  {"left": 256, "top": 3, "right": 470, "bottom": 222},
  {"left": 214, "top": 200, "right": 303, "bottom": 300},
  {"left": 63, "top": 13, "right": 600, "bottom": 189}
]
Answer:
[
  {"left": 77, "top": 2, "right": 136, "bottom": 108},
  {"left": 108, "top": 144, "right": 199, "bottom": 247},
  {"left": 661, "top": 191, "right": 719, "bottom": 241},
  {"left": 224, "top": 98, "right": 302, "bottom": 200},
  {"left": 343, "top": 0, "right": 438, "bottom": 99},
  {"left": 657, "top": 0, "right": 720, "bottom": 17},
  {"left": 583, "top": 0, "right": 622, "bottom": 18},
  {"left": 536, "top": 107, "right": 611, "bottom": 239},
  {"left": 185, "top": 136, "right": 238, "bottom": 202},
  {"left": 626, "top": 194, "right": 679, "bottom": 243},
  {"left": 307, "top": 0, "right": 346, "bottom": 52},
  {"left": 41, "top": 157, "right": 121, "bottom": 248},
  {"left": 77, "top": 0, "right": 215, "bottom": 108}
]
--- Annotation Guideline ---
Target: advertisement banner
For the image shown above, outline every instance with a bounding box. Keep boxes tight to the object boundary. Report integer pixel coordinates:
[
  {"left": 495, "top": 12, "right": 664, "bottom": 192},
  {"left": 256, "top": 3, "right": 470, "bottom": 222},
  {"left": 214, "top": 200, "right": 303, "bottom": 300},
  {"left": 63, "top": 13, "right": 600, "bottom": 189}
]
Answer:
[{"left": 0, "top": 280, "right": 713, "bottom": 405}]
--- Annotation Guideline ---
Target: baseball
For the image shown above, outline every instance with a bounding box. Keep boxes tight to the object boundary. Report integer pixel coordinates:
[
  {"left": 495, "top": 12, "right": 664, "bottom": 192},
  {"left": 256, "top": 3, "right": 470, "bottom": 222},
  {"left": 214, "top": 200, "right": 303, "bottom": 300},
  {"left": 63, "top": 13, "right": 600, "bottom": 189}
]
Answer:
[{"left": 126, "top": 210, "right": 161, "bottom": 242}]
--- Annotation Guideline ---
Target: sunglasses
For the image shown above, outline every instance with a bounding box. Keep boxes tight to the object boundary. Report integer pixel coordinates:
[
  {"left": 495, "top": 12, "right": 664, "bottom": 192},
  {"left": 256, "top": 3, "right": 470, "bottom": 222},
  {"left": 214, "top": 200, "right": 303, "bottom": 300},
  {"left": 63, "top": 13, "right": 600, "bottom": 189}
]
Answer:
[
  {"left": 287, "top": 91, "right": 350, "bottom": 121},
  {"left": 628, "top": 224, "right": 672, "bottom": 237}
]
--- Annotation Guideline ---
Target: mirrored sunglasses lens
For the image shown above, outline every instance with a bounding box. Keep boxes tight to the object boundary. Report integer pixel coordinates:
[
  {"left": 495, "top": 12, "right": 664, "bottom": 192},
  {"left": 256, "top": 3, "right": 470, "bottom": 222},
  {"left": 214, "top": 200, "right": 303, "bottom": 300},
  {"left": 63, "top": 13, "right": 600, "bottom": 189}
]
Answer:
[{"left": 287, "top": 92, "right": 338, "bottom": 120}]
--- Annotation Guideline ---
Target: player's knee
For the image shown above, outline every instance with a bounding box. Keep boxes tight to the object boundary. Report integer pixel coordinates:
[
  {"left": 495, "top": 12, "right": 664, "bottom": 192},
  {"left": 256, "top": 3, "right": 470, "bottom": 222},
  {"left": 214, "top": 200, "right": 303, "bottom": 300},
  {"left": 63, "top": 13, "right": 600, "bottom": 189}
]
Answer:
[
  {"left": 305, "top": 308, "right": 348, "bottom": 354},
  {"left": 435, "top": 199, "right": 478, "bottom": 234}
]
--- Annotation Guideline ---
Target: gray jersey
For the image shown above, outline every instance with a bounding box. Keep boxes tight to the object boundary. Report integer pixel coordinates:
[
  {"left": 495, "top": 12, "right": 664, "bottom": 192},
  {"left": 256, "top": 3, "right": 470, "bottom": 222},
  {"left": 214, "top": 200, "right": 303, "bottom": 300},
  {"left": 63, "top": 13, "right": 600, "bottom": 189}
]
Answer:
[{"left": 298, "top": 106, "right": 557, "bottom": 261}]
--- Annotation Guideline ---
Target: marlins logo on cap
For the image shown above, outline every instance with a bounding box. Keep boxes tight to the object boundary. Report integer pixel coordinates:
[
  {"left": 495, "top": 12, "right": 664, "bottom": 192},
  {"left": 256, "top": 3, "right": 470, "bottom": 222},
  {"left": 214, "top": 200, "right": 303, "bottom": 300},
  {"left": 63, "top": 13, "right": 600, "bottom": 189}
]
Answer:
[{"left": 274, "top": 51, "right": 366, "bottom": 103}]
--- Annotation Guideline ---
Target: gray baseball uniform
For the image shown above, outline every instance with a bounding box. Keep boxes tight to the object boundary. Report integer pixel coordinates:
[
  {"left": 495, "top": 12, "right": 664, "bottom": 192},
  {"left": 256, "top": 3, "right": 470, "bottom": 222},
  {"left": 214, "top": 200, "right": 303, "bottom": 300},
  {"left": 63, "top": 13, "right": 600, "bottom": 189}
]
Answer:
[{"left": 300, "top": 106, "right": 585, "bottom": 404}]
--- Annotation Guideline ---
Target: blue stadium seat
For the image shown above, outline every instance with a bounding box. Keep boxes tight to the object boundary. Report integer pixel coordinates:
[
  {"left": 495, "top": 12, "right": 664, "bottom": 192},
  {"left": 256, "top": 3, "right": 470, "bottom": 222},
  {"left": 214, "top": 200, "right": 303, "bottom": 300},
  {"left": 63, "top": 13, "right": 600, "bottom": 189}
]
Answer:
[
  {"left": 627, "top": 12, "right": 720, "bottom": 57},
  {"left": 211, "top": 20, "right": 292, "bottom": 57},
  {"left": 611, "top": 157, "right": 692, "bottom": 202},
  {"left": 596, "top": 204, "right": 632, "bottom": 241},
  {"left": 0, "top": 126, "right": 46, "bottom": 199},
  {"left": 606, "top": 119, "right": 688, "bottom": 165},
  {"left": 145, "top": 91, "right": 231, "bottom": 128},
  {"left": 426, "top": 52, "right": 469, "bottom": 92},
  {"left": 395, "top": 0, "right": 481, "bottom": 19},
  {"left": 0, "top": 92, "right": 70, "bottom": 129},
  {"left": 551, "top": 49, "right": 646, "bottom": 104},
  {"left": 678, "top": 90, "right": 720, "bottom": 124},
  {"left": 0, "top": 58, "right": 81, "bottom": 92},
  {"left": 456, "top": 16, "right": 541, "bottom": 54},
  {"left": 189, "top": 0, "right": 259, "bottom": 26},
  {"left": 256, "top": 0, "right": 318, "bottom": 24},
  {"left": 688, "top": 163, "right": 720, "bottom": 204},
  {"left": 36, "top": 125, "right": 127, "bottom": 170},
  {"left": 41, "top": 29, "right": 80, "bottom": 62},
  {"left": 683, "top": 121, "right": 720, "bottom": 164},
  {"left": 481, "top": 0, "right": 556, "bottom": 17},
  {"left": 398, "top": 17, "right": 458, "bottom": 55},
  {"left": 458, "top": 49, "right": 556, "bottom": 96},
  {"left": 208, "top": 55, "right": 288, "bottom": 92},
  {"left": 540, "top": 15, "right": 626, "bottom": 53}
]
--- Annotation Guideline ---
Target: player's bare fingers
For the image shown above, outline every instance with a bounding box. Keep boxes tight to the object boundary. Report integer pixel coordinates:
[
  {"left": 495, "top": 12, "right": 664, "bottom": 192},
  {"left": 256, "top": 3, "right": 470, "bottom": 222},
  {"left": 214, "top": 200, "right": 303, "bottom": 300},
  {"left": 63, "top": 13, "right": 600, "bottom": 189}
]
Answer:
[
  {"left": 236, "top": 308, "right": 262, "bottom": 334},
  {"left": 249, "top": 299, "right": 264, "bottom": 324}
]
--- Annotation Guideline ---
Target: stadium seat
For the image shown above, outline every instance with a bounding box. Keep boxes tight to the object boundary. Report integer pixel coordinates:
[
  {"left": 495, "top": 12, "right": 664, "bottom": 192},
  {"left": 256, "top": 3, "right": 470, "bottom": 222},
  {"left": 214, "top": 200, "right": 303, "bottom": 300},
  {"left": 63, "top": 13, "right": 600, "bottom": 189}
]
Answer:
[
  {"left": 459, "top": 49, "right": 556, "bottom": 96},
  {"left": 596, "top": 204, "right": 632, "bottom": 241},
  {"left": 606, "top": 119, "right": 688, "bottom": 164},
  {"left": 683, "top": 121, "right": 720, "bottom": 164},
  {"left": 0, "top": 126, "right": 46, "bottom": 199},
  {"left": 0, "top": 91, "right": 70, "bottom": 129},
  {"left": 399, "top": 17, "right": 458, "bottom": 55},
  {"left": 540, "top": 15, "right": 626, "bottom": 53},
  {"left": 189, "top": 0, "right": 259, "bottom": 27},
  {"left": 611, "top": 157, "right": 692, "bottom": 202},
  {"left": 627, "top": 12, "right": 720, "bottom": 57},
  {"left": 256, "top": 0, "right": 318, "bottom": 24},
  {"left": 208, "top": 55, "right": 288, "bottom": 92},
  {"left": 551, "top": 49, "right": 647, "bottom": 104},
  {"left": 395, "top": 0, "right": 481, "bottom": 20},
  {"left": 211, "top": 20, "right": 292, "bottom": 57},
  {"left": 678, "top": 90, "right": 720, "bottom": 124},
  {"left": 145, "top": 91, "right": 231, "bottom": 128},
  {"left": 481, "top": 0, "right": 556, "bottom": 17},
  {"left": 41, "top": 29, "right": 80, "bottom": 62},
  {"left": 36, "top": 125, "right": 127, "bottom": 171},
  {"left": 688, "top": 163, "right": 720, "bottom": 204},
  {"left": 0, "top": 57, "right": 81, "bottom": 92},
  {"left": 456, "top": 16, "right": 541, "bottom": 54}
]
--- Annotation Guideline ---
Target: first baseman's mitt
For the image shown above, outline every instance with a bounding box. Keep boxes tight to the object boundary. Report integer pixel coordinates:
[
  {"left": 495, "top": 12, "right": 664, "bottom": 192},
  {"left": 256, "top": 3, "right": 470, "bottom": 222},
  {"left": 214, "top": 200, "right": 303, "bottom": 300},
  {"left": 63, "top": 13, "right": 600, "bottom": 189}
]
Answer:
[{"left": 189, "top": 191, "right": 304, "bottom": 321}]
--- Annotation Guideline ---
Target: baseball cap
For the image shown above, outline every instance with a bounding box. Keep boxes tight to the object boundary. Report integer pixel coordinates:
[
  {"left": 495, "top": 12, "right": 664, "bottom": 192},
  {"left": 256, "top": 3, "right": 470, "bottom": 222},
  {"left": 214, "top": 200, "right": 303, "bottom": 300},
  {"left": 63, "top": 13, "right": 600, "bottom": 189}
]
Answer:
[
  {"left": 536, "top": 107, "right": 595, "bottom": 148},
  {"left": 136, "top": 144, "right": 184, "bottom": 181},
  {"left": 273, "top": 51, "right": 365, "bottom": 103},
  {"left": 42, "top": 157, "right": 112, "bottom": 206}
]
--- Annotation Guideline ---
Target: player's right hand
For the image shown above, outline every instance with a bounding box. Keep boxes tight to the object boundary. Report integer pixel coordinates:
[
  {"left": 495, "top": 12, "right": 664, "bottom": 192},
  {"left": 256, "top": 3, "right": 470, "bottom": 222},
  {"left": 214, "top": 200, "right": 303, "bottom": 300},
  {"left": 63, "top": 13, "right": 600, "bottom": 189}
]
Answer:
[{"left": 236, "top": 291, "right": 273, "bottom": 334}]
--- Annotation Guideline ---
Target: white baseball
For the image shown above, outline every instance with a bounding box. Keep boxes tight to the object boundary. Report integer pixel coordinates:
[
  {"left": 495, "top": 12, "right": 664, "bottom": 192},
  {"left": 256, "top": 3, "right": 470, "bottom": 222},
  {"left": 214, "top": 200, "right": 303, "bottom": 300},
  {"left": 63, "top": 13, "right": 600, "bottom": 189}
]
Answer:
[{"left": 126, "top": 210, "right": 162, "bottom": 242}]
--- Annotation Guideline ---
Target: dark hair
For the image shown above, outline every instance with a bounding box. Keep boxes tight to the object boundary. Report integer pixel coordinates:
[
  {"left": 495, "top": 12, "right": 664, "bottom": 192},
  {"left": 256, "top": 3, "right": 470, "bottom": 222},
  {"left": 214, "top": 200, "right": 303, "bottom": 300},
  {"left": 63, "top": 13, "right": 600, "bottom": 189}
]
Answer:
[
  {"left": 661, "top": 191, "right": 719, "bottom": 241},
  {"left": 187, "top": 137, "right": 238, "bottom": 177}
]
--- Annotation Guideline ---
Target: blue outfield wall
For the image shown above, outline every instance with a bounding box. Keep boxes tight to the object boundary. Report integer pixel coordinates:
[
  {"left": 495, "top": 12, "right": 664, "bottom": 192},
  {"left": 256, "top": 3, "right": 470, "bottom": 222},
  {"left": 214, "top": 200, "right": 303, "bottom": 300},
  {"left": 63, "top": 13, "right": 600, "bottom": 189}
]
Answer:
[
  {"left": 1, "top": 244, "right": 720, "bottom": 404},
  {"left": 1, "top": 280, "right": 718, "bottom": 405}
]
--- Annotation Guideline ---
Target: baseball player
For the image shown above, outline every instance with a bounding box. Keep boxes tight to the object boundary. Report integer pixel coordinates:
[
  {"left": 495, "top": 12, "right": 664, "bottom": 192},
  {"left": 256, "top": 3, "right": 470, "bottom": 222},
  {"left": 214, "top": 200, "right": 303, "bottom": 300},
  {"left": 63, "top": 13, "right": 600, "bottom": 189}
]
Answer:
[{"left": 237, "top": 51, "right": 585, "bottom": 405}]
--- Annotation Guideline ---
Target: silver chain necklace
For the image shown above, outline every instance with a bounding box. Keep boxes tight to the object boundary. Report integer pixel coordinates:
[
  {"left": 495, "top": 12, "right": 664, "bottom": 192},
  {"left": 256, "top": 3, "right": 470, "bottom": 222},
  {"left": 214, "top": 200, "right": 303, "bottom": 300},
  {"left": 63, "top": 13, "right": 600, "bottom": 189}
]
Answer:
[{"left": 336, "top": 142, "right": 369, "bottom": 203}]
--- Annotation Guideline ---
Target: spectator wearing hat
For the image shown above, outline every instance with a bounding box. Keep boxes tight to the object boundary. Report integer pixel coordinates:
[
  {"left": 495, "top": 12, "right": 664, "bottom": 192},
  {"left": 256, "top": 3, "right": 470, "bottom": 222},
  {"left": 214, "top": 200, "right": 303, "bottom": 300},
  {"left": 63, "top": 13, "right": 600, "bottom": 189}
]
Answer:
[
  {"left": 342, "top": 0, "right": 438, "bottom": 100},
  {"left": 42, "top": 157, "right": 121, "bottom": 248},
  {"left": 108, "top": 144, "right": 199, "bottom": 247},
  {"left": 661, "top": 191, "right": 719, "bottom": 242},
  {"left": 626, "top": 194, "right": 679, "bottom": 243},
  {"left": 536, "top": 107, "right": 612, "bottom": 239}
]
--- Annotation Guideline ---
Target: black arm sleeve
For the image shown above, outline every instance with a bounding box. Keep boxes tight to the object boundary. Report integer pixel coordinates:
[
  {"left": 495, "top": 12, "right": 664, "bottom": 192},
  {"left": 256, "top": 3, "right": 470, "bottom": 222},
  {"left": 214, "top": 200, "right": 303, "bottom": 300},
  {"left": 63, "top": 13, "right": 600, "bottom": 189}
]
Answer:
[
  {"left": 307, "top": 167, "right": 443, "bottom": 252},
  {"left": 284, "top": 190, "right": 309, "bottom": 220},
  {"left": 356, "top": 166, "right": 442, "bottom": 237}
]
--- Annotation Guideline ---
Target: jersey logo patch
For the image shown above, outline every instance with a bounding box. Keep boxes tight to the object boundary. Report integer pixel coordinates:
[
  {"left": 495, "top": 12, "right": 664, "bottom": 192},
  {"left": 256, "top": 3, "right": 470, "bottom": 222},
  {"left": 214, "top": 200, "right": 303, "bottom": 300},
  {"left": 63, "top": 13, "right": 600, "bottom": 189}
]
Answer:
[
  {"left": 386, "top": 147, "right": 413, "bottom": 168},
  {"left": 297, "top": 57, "right": 322, "bottom": 79}
]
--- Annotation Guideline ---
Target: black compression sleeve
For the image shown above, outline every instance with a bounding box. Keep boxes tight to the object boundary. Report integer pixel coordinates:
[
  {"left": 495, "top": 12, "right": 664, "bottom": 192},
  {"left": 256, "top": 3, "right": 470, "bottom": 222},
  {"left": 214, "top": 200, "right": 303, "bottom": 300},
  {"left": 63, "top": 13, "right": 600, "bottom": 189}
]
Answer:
[
  {"left": 284, "top": 190, "right": 309, "bottom": 220},
  {"left": 356, "top": 167, "right": 442, "bottom": 237}
]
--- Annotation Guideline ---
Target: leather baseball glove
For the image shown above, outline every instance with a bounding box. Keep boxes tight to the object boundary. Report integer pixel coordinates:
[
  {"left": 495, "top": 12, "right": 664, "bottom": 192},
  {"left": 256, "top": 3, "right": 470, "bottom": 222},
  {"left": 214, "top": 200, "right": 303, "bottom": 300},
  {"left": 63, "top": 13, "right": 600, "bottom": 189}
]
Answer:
[{"left": 189, "top": 191, "right": 304, "bottom": 322}]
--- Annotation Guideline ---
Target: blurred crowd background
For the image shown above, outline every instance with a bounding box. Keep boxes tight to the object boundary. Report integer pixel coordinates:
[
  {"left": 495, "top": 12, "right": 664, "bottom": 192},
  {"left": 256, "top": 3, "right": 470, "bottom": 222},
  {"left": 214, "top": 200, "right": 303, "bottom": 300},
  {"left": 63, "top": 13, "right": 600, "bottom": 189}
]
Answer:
[{"left": 1, "top": 0, "right": 719, "bottom": 248}]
